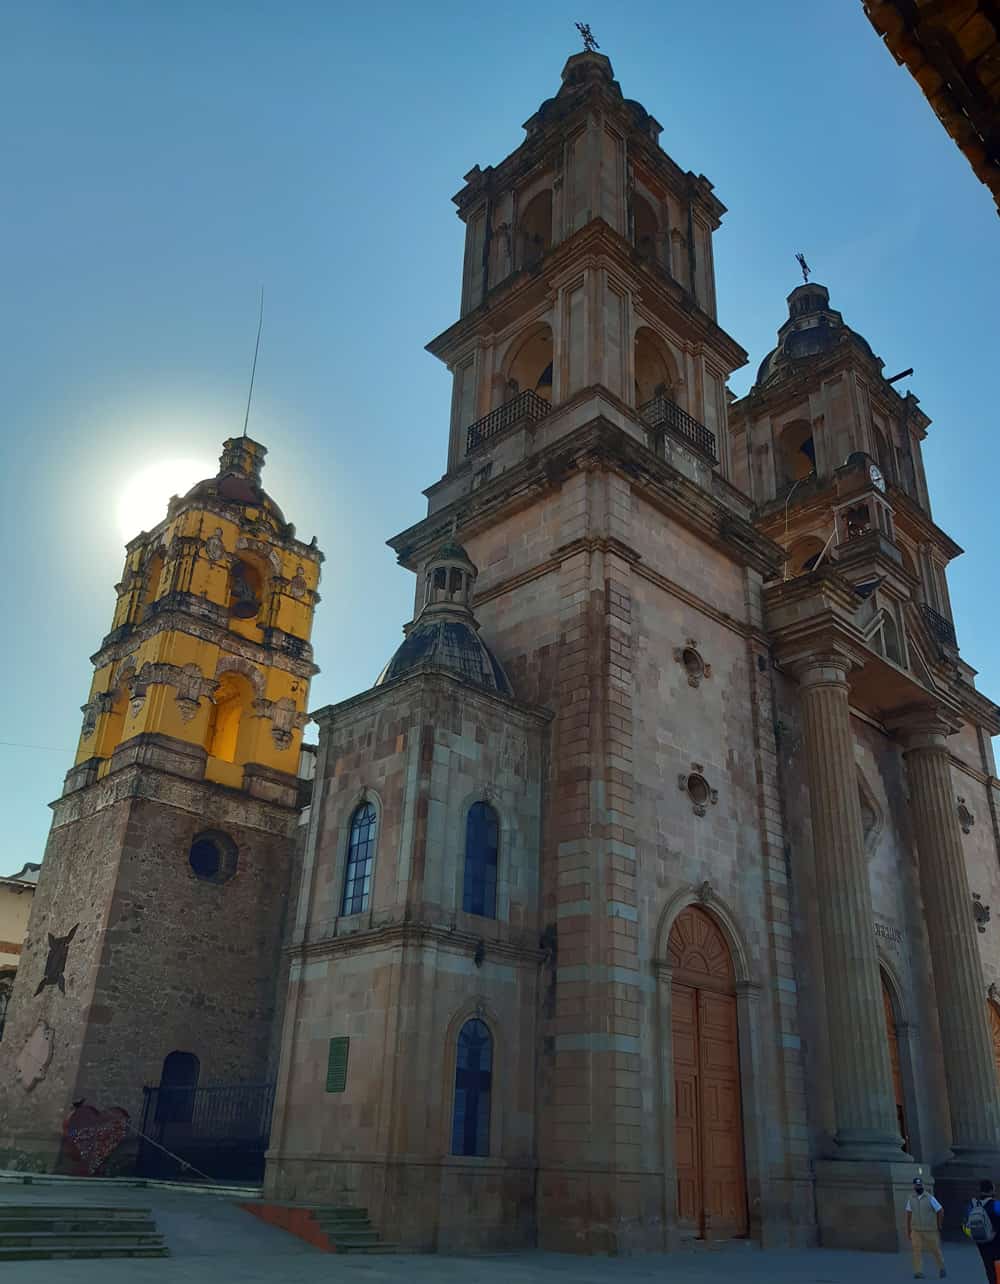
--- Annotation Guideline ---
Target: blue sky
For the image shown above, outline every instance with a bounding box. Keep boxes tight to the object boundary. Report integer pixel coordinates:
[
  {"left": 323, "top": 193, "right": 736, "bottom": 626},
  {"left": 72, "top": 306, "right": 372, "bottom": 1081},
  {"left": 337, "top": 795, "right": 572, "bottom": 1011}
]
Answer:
[{"left": 3, "top": 3, "right": 997, "bottom": 865}]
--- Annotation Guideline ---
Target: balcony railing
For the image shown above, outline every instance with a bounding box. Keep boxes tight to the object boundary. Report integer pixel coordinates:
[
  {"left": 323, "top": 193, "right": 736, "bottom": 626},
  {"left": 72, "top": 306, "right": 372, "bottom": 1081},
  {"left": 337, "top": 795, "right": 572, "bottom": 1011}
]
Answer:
[
  {"left": 466, "top": 390, "right": 550, "bottom": 454},
  {"left": 640, "top": 395, "right": 717, "bottom": 462},
  {"left": 919, "top": 602, "right": 958, "bottom": 649}
]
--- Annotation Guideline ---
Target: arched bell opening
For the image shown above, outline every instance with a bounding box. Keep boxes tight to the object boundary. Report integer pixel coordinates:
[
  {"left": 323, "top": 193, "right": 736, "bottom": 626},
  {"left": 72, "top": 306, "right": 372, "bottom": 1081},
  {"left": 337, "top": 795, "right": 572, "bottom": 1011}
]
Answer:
[
  {"left": 207, "top": 671, "right": 255, "bottom": 765},
  {"left": 632, "top": 192, "right": 660, "bottom": 264},
  {"left": 517, "top": 189, "right": 552, "bottom": 270},
  {"left": 634, "top": 326, "right": 677, "bottom": 410},
  {"left": 787, "top": 535, "right": 827, "bottom": 577},
  {"left": 504, "top": 324, "right": 554, "bottom": 406},
  {"left": 778, "top": 420, "right": 815, "bottom": 485}
]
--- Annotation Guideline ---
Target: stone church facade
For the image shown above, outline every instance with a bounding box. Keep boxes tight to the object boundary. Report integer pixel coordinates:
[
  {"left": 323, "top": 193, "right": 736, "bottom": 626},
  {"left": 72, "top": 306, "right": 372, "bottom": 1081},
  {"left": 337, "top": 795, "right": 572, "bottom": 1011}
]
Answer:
[{"left": 4, "top": 47, "right": 1000, "bottom": 1259}]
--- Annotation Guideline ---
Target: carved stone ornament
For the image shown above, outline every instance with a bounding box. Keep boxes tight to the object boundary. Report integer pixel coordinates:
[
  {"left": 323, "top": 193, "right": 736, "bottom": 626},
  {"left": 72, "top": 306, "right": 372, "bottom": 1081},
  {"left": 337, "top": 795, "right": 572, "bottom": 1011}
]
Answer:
[
  {"left": 678, "top": 764, "right": 719, "bottom": 817},
  {"left": 35, "top": 924, "right": 79, "bottom": 996},
  {"left": 696, "top": 880, "right": 714, "bottom": 904},
  {"left": 673, "top": 639, "right": 712, "bottom": 689},
  {"left": 973, "top": 893, "right": 991, "bottom": 934},
  {"left": 989, "top": 981, "right": 1000, "bottom": 1004},
  {"left": 289, "top": 565, "right": 308, "bottom": 600},
  {"left": 256, "top": 695, "right": 309, "bottom": 751},
  {"left": 957, "top": 796, "right": 975, "bottom": 834},
  {"left": 205, "top": 527, "right": 226, "bottom": 563}
]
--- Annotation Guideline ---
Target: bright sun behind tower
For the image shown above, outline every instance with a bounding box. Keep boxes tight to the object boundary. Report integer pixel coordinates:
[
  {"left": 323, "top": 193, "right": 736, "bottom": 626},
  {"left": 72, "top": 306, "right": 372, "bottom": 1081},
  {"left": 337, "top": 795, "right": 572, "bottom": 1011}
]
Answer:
[{"left": 117, "top": 458, "right": 214, "bottom": 542}]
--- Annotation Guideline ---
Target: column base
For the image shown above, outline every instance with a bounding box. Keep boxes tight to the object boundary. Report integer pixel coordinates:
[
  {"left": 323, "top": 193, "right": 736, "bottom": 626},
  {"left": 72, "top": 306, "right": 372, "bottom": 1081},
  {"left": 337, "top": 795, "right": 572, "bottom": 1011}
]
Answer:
[{"left": 814, "top": 1159, "right": 919, "bottom": 1251}]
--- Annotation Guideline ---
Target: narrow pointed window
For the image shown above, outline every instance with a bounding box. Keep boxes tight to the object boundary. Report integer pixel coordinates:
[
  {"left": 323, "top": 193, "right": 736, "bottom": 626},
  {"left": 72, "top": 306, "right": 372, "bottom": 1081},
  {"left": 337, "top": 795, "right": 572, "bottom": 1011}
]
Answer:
[
  {"left": 451, "top": 1019, "right": 493, "bottom": 1157},
  {"left": 341, "top": 802, "right": 377, "bottom": 916},
  {"left": 463, "top": 802, "right": 499, "bottom": 918}
]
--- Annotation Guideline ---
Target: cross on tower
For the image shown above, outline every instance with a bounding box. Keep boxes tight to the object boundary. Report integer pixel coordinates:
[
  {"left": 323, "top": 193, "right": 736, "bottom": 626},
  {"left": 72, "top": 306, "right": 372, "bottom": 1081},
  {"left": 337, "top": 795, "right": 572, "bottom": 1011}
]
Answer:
[
  {"left": 795, "top": 252, "right": 811, "bottom": 283},
  {"left": 575, "top": 22, "right": 599, "bottom": 53}
]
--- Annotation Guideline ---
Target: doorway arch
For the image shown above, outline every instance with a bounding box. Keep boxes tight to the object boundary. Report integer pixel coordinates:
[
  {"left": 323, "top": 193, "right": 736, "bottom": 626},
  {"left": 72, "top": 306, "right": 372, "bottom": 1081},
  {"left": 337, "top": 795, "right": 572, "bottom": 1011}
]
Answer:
[
  {"left": 988, "top": 1000, "right": 1000, "bottom": 1083},
  {"left": 881, "top": 971, "right": 909, "bottom": 1152},
  {"left": 667, "top": 905, "right": 748, "bottom": 1239}
]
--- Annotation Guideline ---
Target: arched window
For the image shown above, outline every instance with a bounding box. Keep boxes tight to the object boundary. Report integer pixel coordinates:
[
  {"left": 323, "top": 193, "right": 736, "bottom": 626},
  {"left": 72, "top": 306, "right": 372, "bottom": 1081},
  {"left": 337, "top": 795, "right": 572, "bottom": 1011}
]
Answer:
[
  {"left": 463, "top": 802, "right": 499, "bottom": 918},
  {"left": 156, "top": 1050, "right": 200, "bottom": 1124},
  {"left": 341, "top": 802, "right": 377, "bottom": 916},
  {"left": 451, "top": 1019, "right": 493, "bottom": 1157},
  {"left": 208, "top": 672, "right": 254, "bottom": 764}
]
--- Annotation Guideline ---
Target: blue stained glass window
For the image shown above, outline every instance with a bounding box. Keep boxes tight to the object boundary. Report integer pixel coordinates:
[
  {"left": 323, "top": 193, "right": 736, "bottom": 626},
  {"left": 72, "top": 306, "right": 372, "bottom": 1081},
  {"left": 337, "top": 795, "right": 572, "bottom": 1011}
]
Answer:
[
  {"left": 451, "top": 1019, "right": 493, "bottom": 1157},
  {"left": 341, "top": 802, "right": 377, "bottom": 916},
  {"left": 463, "top": 802, "right": 499, "bottom": 918}
]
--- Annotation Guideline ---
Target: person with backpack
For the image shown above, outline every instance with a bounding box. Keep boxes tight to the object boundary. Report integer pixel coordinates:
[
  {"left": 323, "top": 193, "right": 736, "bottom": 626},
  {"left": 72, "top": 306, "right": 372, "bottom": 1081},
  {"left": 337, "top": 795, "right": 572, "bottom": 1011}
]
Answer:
[
  {"left": 965, "top": 1178, "right": 1000, "bottom": 1282},
  {"left": 906, "top": 1175, "right": 946, "bottom": 1278}
]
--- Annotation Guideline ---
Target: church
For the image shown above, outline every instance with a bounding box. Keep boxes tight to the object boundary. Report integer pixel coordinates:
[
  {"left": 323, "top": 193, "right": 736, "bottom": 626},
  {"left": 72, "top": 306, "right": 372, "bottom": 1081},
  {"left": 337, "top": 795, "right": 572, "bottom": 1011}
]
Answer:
[{"left": 3, "top": 47, "right": 1000, "bottom": 1259}]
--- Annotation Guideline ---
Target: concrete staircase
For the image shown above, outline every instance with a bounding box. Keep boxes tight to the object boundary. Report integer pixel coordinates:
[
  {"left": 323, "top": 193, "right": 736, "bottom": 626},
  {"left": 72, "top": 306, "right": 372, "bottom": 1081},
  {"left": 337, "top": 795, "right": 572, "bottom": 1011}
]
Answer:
[
  {"left": 0, "top": 1205, "right": 169, "bottom": 1261},
  {"left": 241, "top": 1200, "right": 399, "bottom": 1253}
]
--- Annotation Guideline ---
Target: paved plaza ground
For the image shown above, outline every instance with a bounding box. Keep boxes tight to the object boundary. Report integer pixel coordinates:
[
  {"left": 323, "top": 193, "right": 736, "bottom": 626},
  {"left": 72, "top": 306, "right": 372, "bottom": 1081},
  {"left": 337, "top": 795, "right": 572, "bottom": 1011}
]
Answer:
[{"left": 0, "top": 1181, "right": 991, "bottom": 1283}]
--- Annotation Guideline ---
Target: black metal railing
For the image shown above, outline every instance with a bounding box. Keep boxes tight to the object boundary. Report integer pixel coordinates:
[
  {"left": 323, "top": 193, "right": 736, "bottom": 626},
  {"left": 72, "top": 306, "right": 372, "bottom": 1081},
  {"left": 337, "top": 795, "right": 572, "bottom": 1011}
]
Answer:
[
  {"left": 639, "top": 395, "right": 717, "bottom": 462},
  {"left": 466, "top": 390, "right": 550, "bottom": 454},
  {"left": 137, "top": 1082, "right": 275, "bottom": 1183},
  {"left": 919, "top": 602, "right": 958, "bottom": 649}
]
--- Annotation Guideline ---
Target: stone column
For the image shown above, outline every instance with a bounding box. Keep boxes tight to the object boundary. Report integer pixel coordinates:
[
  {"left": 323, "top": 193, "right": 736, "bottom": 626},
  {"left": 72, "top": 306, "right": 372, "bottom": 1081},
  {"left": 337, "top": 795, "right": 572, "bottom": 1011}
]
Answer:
[
  {"left": 793, "top": 653, "right": 904, "bottom": 1159},
  {"left": 898, "top": 716, "right": 1000, "bottom": 1161}
]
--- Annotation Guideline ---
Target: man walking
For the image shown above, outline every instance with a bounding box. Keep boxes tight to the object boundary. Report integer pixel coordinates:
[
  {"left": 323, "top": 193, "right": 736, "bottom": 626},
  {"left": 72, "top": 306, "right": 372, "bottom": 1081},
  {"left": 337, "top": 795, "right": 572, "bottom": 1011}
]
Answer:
[
  {"left": 905, "top": 1175, "right": 945, "bottom": 1279},
  {"left": 965, "top": 1178, "right": 1000, "bottom": 1282}
]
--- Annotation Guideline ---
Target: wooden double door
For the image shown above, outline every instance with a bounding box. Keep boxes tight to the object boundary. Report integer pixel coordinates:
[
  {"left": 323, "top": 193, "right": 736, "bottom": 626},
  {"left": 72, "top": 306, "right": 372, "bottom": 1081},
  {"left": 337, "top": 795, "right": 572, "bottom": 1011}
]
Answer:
[{"left": 670, "top": 907, "right": 748, "bottom": 1239}]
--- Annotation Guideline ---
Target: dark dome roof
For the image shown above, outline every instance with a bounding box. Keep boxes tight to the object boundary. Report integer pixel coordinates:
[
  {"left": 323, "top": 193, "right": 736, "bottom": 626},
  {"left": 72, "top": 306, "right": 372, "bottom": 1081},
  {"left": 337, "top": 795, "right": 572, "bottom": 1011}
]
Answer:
[
  {"left": 753, "top": 283, "right": 877, "bottom": 390},
  {"left": 375, "top": 618, "right": 513, "bottom": 696}
]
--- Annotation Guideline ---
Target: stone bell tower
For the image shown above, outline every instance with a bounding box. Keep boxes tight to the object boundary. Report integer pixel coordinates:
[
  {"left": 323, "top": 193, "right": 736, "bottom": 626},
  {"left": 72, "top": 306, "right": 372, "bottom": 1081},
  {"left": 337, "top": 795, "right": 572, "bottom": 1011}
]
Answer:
[
  {"left": 0, "top": 437, "right": 322, "bottom": 1171},
  {"left": 386, "top": 48, "right": 787, "bottom": 1253}
]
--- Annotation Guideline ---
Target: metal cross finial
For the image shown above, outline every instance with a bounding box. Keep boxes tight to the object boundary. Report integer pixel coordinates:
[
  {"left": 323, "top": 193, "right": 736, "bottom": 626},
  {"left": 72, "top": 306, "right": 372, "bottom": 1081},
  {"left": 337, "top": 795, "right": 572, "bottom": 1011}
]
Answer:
[
  {"left": 575, "top": 22, "right": 599, "bottom": 53},
  {"left": 795, "top": 252, "right": 811, "bottom": 284}
]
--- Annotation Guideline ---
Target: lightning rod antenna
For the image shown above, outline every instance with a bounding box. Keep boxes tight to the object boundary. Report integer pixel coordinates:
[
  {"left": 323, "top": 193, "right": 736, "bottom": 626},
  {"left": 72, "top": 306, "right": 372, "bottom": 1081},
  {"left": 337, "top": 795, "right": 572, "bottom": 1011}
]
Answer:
[{"left": 242, "top": 287, "right": 264, "bottom": 439}]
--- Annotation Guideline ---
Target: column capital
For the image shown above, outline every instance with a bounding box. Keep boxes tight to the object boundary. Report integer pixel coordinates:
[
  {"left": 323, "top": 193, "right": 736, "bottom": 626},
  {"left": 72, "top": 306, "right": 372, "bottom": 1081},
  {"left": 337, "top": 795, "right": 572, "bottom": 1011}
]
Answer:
[
  {"left": 782, "top": 645, "right": 866, "bottom": 690},
  {"left": 887, "top": 703, "right": 962, "bottom": 752}
]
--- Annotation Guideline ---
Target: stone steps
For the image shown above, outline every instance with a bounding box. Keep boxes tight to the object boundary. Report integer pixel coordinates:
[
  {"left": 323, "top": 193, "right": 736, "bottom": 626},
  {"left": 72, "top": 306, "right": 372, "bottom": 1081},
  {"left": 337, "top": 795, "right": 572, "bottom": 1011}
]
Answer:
[
  {"left": 0, "top": 1206, "right": 168, "bottom": 1260},
  {"left": 241, "top": 1200, "right": 399, "bottom": 1253}
]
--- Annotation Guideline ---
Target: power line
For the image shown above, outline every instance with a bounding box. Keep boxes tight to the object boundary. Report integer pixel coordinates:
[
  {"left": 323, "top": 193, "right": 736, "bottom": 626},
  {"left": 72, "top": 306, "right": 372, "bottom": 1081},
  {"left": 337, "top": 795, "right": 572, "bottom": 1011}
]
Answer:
[{"left": 0, "top": 740, "right": 73, "bottom": 753}]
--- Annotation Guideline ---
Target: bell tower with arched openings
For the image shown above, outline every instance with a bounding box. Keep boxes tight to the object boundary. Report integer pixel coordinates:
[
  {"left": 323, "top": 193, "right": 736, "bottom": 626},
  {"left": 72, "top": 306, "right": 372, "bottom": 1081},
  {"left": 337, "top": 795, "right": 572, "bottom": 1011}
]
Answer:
[{"left": 0, "top": 435, "right": 323, "bottom": 1173}]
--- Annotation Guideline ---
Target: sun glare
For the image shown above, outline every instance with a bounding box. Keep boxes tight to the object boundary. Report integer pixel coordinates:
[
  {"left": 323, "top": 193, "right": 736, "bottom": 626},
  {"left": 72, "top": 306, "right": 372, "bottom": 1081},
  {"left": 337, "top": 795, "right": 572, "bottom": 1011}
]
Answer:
[{"left": 117, "top": 458, "right": 214, "bottom": 542}]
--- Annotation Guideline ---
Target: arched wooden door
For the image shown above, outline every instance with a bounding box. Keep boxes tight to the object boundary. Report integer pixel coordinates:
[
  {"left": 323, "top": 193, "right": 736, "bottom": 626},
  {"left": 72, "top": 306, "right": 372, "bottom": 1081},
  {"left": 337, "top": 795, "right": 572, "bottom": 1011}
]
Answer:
[
  {"left": 669, "top": 906, "right": 747, "bottom": 1239},
  {"left": 880, "top": 975, "right": 909, "bottom": 1153}
]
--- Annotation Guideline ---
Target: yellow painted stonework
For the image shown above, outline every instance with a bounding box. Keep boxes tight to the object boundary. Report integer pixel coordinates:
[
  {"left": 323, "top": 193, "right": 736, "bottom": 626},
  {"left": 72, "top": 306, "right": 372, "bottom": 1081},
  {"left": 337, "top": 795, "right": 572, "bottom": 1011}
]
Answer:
[{"left": 75, "top": 436, "right": 322, "bottom": 789}]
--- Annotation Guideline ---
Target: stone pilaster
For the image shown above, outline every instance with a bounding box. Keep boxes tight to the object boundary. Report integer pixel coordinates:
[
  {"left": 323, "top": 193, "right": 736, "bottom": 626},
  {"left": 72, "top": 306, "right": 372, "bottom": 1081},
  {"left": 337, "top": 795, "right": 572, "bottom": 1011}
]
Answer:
[
  {"left": 897, "top": 715, "right": 1000, "bottom": 1163},
  {"left": 793, "top": 653, "right": 904, "bottom": 1160}
]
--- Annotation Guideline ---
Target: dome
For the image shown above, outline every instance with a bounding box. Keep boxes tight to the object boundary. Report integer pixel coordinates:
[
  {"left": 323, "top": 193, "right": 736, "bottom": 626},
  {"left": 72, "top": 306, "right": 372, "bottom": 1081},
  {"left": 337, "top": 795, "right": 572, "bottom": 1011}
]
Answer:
[
  {"left": 753, "top": 283, "right": 877, "bottom": 390},
  {"left": 180, "top": 437, "right": 288, "bottom": 528},
  {"left": 374, "top": 540, "right": 513, "bottom": 698},
  {"left": 375, "top": 618, "right": 513, "bottom": 696}
]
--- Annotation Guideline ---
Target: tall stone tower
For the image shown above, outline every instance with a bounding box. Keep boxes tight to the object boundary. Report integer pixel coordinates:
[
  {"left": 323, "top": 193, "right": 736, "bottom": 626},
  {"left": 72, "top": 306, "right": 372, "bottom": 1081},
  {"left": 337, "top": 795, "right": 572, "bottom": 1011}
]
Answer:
[{"left": 0, "top": 437, "right": 322, "bottom": 1170}]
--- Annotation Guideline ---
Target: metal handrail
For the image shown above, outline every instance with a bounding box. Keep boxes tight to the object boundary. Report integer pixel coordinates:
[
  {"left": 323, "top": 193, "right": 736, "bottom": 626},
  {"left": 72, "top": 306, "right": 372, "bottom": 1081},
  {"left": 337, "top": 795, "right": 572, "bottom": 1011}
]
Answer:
[
  {"left": 639, "top": 394, "right": 717, "bottom": 461},
  {"left": 466, "top": 390, "right": 550, "bottom": 454},
  {"left": 919, "top": 602, "right": 958, "bottom": 648}
]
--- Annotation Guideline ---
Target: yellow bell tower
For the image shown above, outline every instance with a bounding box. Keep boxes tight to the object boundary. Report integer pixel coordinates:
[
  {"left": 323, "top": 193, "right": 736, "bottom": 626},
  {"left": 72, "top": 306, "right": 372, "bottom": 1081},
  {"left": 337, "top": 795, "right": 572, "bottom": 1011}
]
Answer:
[
  {"left": 77, "top": 435, "right": 320, "bottom": 792},
  {"left": 0, "top": 436, "right": 323, "bottom": 1174}
]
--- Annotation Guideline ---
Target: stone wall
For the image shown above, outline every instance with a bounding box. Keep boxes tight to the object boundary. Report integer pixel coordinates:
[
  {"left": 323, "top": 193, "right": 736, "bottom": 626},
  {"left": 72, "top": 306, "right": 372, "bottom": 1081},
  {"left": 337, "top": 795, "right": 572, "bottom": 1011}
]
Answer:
[
  {"left": 266, "top": 671, "right": 547, "bottom": 1251},
  {"left": 0, "top": 751, "right": 298, "bottom": 1170}
]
